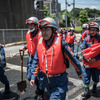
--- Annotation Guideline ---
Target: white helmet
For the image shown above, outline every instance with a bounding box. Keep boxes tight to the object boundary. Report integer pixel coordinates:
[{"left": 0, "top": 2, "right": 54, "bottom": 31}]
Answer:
[
  {"left": 82, "top": 24, "right": 88, "bottom": 29},
  {"left": 38, "top": 17, "right": 57, "bottom": 29},
  {"left": 70, "top": 27, "right": 75, "bottom": 31},
  {"left": 26, "top": 17, "right": 38, "bottom": 25}
]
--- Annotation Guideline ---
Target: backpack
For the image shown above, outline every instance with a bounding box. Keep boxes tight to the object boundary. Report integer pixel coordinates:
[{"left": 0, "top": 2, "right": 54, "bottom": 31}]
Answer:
[{"left": 61, "top": 39, "right": 70, "bottom": 68}]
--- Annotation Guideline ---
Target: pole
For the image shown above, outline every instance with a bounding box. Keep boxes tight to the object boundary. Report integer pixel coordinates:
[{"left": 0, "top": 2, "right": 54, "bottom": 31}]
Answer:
[
  {"left": 73, "top": 0, "right": 75, "bottom": 27},
  {"left": 55, "top": 0, "right": 59, "bottom": 32},
  {"left": 2, "top": 30, "right": 5, "bottom": 46},
  {"left": 65, "top": 0, "right": 67, "bottom": 30},
  {"left": 50, "top": 0, "right": 52, "bottom": 16}
]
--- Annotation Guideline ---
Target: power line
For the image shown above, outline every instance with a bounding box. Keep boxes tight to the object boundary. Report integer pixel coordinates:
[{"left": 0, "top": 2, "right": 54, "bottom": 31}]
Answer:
[{"left": 76, "top": 3, "right": 100, "bottom": 5}]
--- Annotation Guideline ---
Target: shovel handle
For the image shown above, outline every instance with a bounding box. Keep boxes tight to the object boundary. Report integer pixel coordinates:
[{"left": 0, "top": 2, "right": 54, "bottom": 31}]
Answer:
[
  {"left": 19, "top": 50, "right": 24, "bottom": 81},
  {"left": 77, "top": 43, "right": 79, "bottom": 54}
]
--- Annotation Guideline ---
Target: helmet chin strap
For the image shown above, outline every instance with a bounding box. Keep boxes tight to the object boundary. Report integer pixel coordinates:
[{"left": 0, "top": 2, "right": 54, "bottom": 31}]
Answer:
[{"left": 29, "top": 28, "right": 35, "bottom": 32}]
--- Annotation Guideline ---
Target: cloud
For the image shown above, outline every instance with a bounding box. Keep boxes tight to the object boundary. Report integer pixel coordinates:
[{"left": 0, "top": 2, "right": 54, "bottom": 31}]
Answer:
[{"left": 90, "top": 6, "right": 98, "bottom": 9}]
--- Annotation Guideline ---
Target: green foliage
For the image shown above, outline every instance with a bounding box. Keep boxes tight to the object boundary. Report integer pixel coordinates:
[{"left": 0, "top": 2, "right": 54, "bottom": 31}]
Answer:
[
  {"left": 71, "top": 8, "right": 100, "bottom": 18},
  {"left": 71, "top": 8, "right": 82, "bottom": 19},
  {"left": 52, "top": 14, "right": 56, "bottom": 19},
  {"left": 85, "top": 8, "right": 100, "bottom": 18},
  {"left": 79, "top": 10, "right": 89, "bottom": 25},
  {"left": 61, "top": 26, "right": 82, "bottom": 33},
  {"left": 60, "top": 10, "right": 71, "bottom": 27},
  {"left": 43, "top": 5, "right": 50, "bottom": 17}
]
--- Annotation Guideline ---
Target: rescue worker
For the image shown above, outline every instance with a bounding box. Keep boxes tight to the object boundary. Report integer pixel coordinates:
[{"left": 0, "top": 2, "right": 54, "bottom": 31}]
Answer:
[
  {"left": 81, "top": 24, "right": 88, "bottom": 35},
  {"left": 30, "top": 17, "right": 82, "bottom": 100},
  {"left": 81, "top": 22, "right": 100, "bottom": 98},
  {"left": 19, "top": 17, "right": 44, "bottom": 99},
  {"left": 0, "top": 44, "right": 11, "bottom": 97},
  {"left": 59, "top": 28, "right": 63, "bottom": 35},
  {"left": 65, "top": 27, "right": 77, "bottom": 52},
  {"left": 79, "top": 24, "right": 88, "bottom": 50},
  {"left": 81, "top": 24, "right": 89, "bottom": 41}
]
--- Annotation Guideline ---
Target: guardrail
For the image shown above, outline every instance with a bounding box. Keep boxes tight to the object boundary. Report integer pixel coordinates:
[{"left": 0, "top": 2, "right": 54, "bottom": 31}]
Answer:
[{"left": 0, "top": 29, "right": 28, "bottom": 46}]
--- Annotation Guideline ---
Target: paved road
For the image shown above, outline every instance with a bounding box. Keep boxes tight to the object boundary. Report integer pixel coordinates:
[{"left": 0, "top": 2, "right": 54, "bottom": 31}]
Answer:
[{"left": 0, "top": 42, "right": 99, "bottom": 100}]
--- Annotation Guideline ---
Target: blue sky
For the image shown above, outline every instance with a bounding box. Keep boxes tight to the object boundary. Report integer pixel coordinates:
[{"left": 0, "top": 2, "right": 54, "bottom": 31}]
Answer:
[{"left": 58, "top": 0, "right": 100, "bottom": 11}]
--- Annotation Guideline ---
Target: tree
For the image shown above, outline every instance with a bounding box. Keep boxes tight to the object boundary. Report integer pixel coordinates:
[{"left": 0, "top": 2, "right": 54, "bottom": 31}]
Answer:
[
  {"left": 79, "top": 10, "right": 89, "bottom": 25},
  {"left": 59, "top": 9, "right": 71, "bottom": 27},
  {"left": 71, "top": 8, "right": 82, "bottom": 19},
  {"left": 43, "top": 5, "right": 50, "bottom": 17},
  {"left": 70, "top": 8, "right": 100, "bottom": 19}
]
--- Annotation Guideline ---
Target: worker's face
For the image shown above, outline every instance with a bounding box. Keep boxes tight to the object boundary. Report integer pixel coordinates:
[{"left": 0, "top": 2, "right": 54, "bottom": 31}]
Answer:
[
  {"left": 28, "top": 23, "right": 35, "bottom": 30},
  {"left": 70, "top": 30, "right": 74, "bottom": 34},
  {"left": 41, "top": 27, "right": 52, "bottom": 41},
  {"left": 89, "top": 27, "right": 98, "bottom": 36},
  {"left": 83, "top": 28, "right": 86, "bottom": 32}
]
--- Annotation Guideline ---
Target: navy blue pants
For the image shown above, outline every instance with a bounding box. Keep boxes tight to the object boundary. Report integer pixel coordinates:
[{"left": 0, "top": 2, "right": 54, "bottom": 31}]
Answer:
[
  {"left": 0, "top": 67, "right": 9, "bottom": 85},
  {"left": 40, "top": 72, "right": 68, "bottom": 100},
  {"left": 82, "top": 66, "right": 99, "bottom": 85}
]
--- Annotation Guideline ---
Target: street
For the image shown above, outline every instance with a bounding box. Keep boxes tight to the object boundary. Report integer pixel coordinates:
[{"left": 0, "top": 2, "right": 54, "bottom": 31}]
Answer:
[{"left": 0, "top": 43, "right": 100, "bottom": 100}]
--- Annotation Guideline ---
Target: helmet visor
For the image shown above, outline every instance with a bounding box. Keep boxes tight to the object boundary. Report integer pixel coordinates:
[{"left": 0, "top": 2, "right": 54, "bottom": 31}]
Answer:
[
  {"left": 26, "top": 19, "right": 34, "bottom": 24},
  {"left": 38, "top": 20, "right": 50, "bottom": 28}
]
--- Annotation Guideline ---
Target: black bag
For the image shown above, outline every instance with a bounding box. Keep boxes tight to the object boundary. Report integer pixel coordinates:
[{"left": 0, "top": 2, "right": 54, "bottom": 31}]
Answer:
[{"left": 61, "top": 39, "right": 70, "bottom": 68}]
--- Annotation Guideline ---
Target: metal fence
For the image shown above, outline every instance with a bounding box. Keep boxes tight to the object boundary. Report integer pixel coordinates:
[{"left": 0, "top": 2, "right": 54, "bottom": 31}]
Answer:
[{"left": 0, "top": 29, "right": 28, "bottom": 45}]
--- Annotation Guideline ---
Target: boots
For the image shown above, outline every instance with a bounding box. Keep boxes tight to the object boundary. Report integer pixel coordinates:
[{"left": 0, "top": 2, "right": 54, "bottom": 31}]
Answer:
[
  {"left": 34, "top": 87, "right": 44, "bottom": 100},
  {"left": 3, "top": 83, "right": 11, "bottom": 95},
  {"left": 81, "top": 87, "right": 90, "bottom": 98},
  {"left": 92, "top": 84, "right": 97, "bottom": 93}
]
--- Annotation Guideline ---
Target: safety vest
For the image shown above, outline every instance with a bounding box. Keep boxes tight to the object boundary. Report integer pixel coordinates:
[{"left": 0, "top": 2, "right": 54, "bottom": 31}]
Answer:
[
  {"left": 65, "top": 32, "right": 75, "bottom": 44},
  {"left": 83, "top": 59, "right": 100, "bottom": 69},
  {"left": 57, "top": 32, "right": 63, "bottom": 38},
  {"left": 26, "top": 29, "right": 42, "bottom": 55},
  {"left": 37, "top": 34, "right": 66, "bottom": 75},
  {"left": 81, "top": 30, "right": 89, "bottom": 39},
  {"left": 82, "top": 43, "right": 100, "bottom": 69},
  {"left": 99, "top": 32, "right": 100, "bottom": 36}
]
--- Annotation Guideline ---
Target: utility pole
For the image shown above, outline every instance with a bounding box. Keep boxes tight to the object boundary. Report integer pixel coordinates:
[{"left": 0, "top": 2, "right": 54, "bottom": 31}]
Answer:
[
  {"left": 73, "top": 0, "right": 75, "bottom": 27},
  {"left": 50, "top": 0, "right": 52, "bottom": 16},
  {"left": 55, "top": 0, "right": 59, "bottom": 32},
  {"left": 65, "top": 0, "right": 67, "bottom": 30}
]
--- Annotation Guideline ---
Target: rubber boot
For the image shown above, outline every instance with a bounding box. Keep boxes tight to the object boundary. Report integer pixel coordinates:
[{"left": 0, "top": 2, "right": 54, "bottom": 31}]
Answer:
[
  {"left": 36, "top": 89, "right": 44, "bottom": 100},
  {"left": 92, "top": 84, "right": 97, "bottom": 93},
  {"left": 2, "top": 83, "right": 11, "bottom": 99},
  {"left": 34, "top": 85, "right": 44, "bottom": 100},
  {"left": 3, "top": 83, "right": 11, "bottom": 95},
  {"left": 81, "top": 87, "right": 90, "bottom": 98}
]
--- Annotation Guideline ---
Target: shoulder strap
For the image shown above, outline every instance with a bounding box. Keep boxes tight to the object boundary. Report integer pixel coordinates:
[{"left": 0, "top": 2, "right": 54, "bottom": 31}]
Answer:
[{"left": 61, "top": 39, "right": 70, "bottom": 68}]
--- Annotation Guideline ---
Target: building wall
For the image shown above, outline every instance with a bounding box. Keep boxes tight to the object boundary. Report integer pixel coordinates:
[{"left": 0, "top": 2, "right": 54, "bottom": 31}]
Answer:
[
  {"left": 44, "top": 0, "right": 61, "bottom": 14},
  {"left": 0, "top": 0, "right": 44, "bottom": 29}
]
